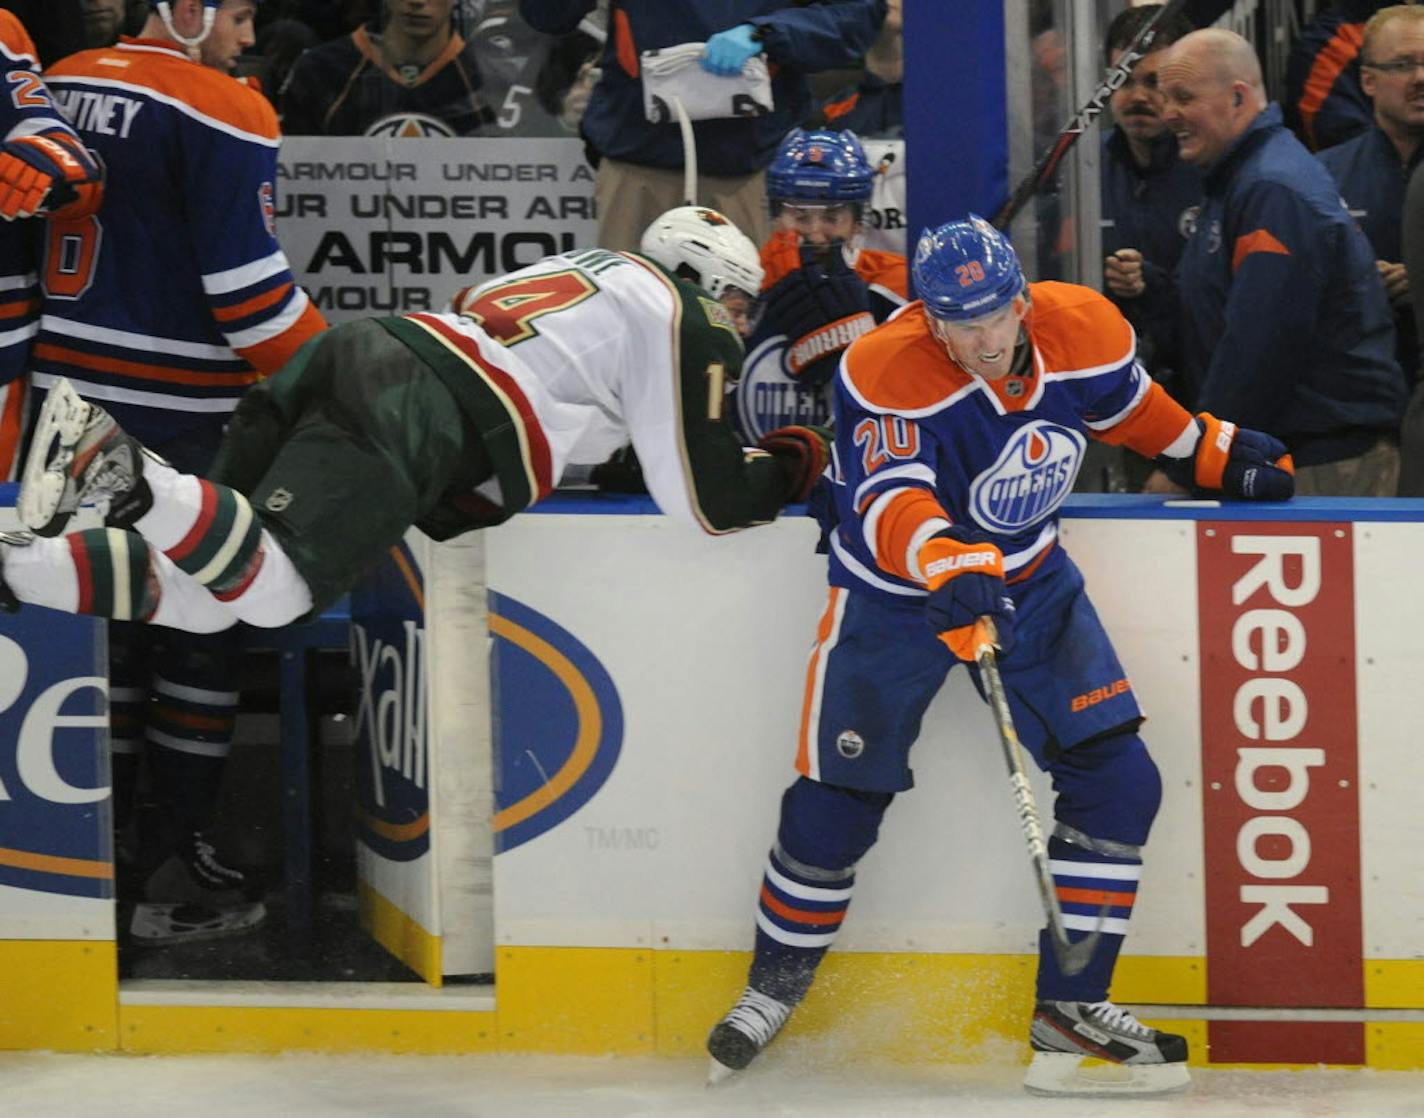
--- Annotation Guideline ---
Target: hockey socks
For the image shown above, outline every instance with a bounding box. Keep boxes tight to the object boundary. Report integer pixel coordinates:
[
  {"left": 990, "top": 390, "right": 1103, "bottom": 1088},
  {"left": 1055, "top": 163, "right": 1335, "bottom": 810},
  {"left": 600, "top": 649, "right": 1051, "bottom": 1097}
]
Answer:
[
  {"left": 1036, "top": 830, "right": 1141, "bottom": 1002},
  {"left": 134, "top": 463, "right": 266, "bottom": 600}
]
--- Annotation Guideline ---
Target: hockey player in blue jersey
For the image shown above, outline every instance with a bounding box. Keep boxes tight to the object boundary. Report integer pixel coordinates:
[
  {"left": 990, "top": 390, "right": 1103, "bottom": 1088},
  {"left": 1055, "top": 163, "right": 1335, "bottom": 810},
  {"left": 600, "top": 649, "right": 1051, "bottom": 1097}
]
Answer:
[
  {"left": 735, "top": 128, "right": 907, "bottom": 442},
  {"left": 707, "top": 216, "right": 1295, "bottom": 1094}
]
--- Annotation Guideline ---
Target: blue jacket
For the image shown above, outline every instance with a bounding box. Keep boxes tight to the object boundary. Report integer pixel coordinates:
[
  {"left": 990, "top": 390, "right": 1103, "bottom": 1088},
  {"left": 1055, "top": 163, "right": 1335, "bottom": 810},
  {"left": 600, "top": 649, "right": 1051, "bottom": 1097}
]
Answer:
[
  {"left": 1100, "top": 127, "right": 1201, "bottom": 391},
  {"left": 519, "top": 1, "right": 885, "bottom": 174},
  {"left": 1173, "top": 104, "right": 1405, "bottom": 465},
  {"left": 1283, "top": 2, "right": 1378, "bottom": 152},
  {"left": 1319, "top": 123, "right": 1424, "bottom": 384}
]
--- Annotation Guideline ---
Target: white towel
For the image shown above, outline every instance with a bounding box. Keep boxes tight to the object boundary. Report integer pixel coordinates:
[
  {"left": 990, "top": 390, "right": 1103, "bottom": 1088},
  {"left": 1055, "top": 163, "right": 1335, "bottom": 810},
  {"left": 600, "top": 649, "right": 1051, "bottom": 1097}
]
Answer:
[{"left": 640, "top": 42, "right": 773, "bottom": 124}]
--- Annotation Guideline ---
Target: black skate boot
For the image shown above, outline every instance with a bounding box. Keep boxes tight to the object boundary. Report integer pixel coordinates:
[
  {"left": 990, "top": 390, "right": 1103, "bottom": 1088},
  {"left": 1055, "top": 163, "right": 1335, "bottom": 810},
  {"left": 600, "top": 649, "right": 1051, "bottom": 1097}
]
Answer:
[
  {"left": 706, "top": 985, "right": 793, "bottom": 1084},
  {"left": 19, "top": 377, "right": 153, "bottom": 536},
  {"left": 1026, "top": 999, "right": 1190, "bottom": 1095},
  {"left": 128, "top": 831, "right": 266, "bottom": 945}
]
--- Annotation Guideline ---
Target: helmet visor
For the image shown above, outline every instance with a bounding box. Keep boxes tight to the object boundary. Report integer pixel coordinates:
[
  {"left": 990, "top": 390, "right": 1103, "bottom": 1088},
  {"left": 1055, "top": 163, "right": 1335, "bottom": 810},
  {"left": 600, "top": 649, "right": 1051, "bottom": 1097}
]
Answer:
[
  {"left": 719, "top": 284, "right": 764, "bottom": 340},
  {"left": 771, "top": 201, "right": 861, "bottom": 246}
]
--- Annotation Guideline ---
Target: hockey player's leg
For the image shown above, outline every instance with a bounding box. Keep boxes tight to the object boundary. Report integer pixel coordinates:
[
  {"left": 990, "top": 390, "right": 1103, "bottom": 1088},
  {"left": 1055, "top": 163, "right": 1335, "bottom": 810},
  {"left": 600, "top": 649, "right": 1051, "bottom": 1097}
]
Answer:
[
  {"left": 708, "top": 777, "right": 893, "bottom": 1082},
  {"left": 1026, "top": 730, "right": 1188, "bottom": 1096}
]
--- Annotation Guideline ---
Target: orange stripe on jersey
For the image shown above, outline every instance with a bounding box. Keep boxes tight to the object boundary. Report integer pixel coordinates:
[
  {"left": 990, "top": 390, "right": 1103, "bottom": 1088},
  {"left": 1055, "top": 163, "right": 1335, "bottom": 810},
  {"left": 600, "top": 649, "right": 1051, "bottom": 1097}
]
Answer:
[
  {"left": 0, "top": 296, "right": 39, "bottom": 320},
  {"left": 796, "top": 587, "right": 843, "bottom": 778},
  {"left": 855, "top": 248, "right": 909, "bottom": 300},
  {"left": 1024, "top": 281, "right": 1134, "bottom": 378},
  {"left": 1231, "top": 228, "right": 1291, "bottom": 272},
  {"left": 1093, "top": 381, "right": 1194, "bottom": 458},
  {"left": 47, "top": 39, "right": 280, "bottom": 140},
  {"left": 1007, "top": 541, "right": 1055, "bottom": 585},
  {"left": 874, "top": 488, "right": 949, "bottom": 583},
  {"left": 614, "top": 8, "right": 638, "bottom": 77},
  {"left": 232, "top": 300, "right": 327, "bottom": 377},
  {"left": 1299, "top": 23, "right": 1364, "bottom": 150},
  {"left": 842, "top": 304, "right": 971, "bottom": 412},
  {"left": 822, "top": 92, "right": 858, "bottom": 123},
  {"left": 0, "top": 11, "right": 39, "bottom": 62},
  {"left": 211, "top": 282, "right": 293, "bottom": 324},
  {"left": 32, "top": 342, "right": 263, "bottom": 388}
]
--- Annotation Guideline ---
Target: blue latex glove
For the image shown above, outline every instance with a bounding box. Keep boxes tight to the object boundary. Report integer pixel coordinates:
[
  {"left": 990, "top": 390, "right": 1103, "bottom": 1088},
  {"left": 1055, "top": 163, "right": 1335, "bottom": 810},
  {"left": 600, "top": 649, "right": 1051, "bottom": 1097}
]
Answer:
[{"left": 701, "top": 24, "right": 762, "bottom": 76}]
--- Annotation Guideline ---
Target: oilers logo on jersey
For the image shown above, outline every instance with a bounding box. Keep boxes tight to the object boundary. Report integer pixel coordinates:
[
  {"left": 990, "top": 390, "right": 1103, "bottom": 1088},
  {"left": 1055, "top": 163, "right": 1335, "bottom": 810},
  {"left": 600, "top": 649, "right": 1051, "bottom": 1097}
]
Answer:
[
  {"left": 735, "top": 334, "right": 832, "bottom": 442},
  {"left": 967, "top": 420, "right": 1084, "bottom": 533}
]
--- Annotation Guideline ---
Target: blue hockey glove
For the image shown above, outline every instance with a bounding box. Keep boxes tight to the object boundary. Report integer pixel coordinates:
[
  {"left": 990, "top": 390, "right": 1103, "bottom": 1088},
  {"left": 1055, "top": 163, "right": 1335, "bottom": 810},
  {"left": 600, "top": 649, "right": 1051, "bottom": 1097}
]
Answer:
[
  {"left": 919, "top": 526, "right": 1016, "bottom": 661},
  {"left": 762, "top": 242, "right": 875, "bottom": 387},
  {"left": 702, "top": 24, "right": 763, "bottom": 76},
  {"left": 757, "top": 424, "right": 832, "bottom": 503},
  {"left": 1169, "top": 413, "right": 1295, "bottom": 501}
]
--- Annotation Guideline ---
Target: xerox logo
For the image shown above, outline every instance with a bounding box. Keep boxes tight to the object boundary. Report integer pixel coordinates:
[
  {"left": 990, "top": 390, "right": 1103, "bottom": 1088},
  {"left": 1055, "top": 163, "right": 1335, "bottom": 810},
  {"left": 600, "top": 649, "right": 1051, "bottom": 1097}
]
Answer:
[{"left": 1197, "top": 524, "right": 1364, "bottom": 1064}]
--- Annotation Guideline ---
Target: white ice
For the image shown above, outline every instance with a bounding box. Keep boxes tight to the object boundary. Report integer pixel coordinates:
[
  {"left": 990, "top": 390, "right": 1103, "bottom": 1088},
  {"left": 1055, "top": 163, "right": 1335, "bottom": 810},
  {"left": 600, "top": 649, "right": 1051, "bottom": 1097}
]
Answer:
[{"left": 2, "top": 1047, "right": 1421, "bottom": 1117}]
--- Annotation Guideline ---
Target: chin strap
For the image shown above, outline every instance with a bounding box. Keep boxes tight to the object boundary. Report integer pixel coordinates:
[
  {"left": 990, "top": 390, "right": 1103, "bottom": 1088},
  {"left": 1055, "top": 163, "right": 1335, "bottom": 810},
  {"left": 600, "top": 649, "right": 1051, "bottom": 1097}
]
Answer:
[{"left": 154, "top": 1, "right": 216, "bottom": 59}]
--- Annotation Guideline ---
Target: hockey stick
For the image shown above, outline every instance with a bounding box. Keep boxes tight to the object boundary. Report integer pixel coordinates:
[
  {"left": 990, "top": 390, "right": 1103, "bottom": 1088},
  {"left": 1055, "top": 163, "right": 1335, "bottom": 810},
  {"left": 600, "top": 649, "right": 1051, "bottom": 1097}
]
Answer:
[
  {"left": 990, "top": 0, "right": 1189, "bottom": 230},
  {"left": 972, "top": 619, "right": 1106, "bottom": 977}
]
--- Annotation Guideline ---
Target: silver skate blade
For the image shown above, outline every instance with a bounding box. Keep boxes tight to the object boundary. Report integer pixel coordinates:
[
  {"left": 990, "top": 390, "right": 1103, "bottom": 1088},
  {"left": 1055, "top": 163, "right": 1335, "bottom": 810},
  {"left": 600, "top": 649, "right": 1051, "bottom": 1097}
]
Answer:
[
  {"left": 1024, "top": 1051, "right": 1190, "bottom": 1097},
  {"left": 706, "top": 1058, "right": 740, "bottom": 1087},
  {"left": 18, "top": 378, "right": 88, "bottom": 534}
]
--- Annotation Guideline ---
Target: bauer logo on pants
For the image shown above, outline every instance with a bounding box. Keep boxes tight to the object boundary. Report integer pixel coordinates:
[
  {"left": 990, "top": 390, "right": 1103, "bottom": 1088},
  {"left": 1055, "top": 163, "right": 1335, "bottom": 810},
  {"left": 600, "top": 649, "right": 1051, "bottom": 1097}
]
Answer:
[{"left": 1196, "top": 523, "right": 1364, "bottom": 1064}]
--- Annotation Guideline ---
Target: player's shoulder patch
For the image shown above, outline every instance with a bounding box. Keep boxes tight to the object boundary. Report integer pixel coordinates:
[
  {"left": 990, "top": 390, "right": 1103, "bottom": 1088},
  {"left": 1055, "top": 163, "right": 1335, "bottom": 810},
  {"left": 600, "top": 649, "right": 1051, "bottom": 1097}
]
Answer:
[
  {"left": 698, "top": 294, "right": 738, "bottom": 337},
  {"left": 1026, "top": 281, "right": 1134, "bottom": 376},
  {"left": 840, "top": 302, "right": 971, "bottom": 415}
]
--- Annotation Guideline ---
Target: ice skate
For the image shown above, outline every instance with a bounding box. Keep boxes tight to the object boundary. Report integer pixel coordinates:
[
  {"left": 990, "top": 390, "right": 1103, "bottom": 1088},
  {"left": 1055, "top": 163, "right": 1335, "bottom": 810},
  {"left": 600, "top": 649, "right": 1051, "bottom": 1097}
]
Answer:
[
  {"left": 706, "top": 986, "right": 793, "bottom": 1085},
  {"left": 128, "top": 831, "right": 265, "bottom": 945},
  {"left": 19, "top": 378, "right": 152, "bottom": 536},
  {"left": 1025, "top": 999, "right": 1190, "bottom": 1096}
]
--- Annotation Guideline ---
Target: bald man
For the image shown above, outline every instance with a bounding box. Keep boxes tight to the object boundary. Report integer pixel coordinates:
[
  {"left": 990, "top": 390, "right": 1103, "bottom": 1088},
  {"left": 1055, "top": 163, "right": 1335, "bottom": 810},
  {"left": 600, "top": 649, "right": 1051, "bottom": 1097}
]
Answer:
[{"left": 1152, "top": 29, "right": 1405, "bottom": 495}]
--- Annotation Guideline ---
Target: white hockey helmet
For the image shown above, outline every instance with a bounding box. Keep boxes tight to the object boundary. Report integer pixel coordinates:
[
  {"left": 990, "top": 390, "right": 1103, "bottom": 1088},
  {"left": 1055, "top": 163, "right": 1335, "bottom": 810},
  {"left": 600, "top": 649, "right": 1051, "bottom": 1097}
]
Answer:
[{"left": 639, "top": 206, "right": 765, "bottom": 301}]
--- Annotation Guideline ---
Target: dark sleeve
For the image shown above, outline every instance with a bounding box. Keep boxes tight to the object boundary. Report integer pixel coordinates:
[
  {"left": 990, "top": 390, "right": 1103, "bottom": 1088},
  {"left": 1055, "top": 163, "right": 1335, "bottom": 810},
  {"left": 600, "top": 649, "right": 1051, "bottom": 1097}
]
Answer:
[
  {"left": 517, "top": 0, "right": 597, "bottom": 35},
  {"left": 1194, "top": 181, "right": 1330, "bottom": 428},
  {"left": 750, "top": 0, "right": 887, "bottom": 72},
  {"left": 276, "top": 50, "right": 329, "bottom": 135},
  {"left": 1403, "top": 161, "right": 1424, "bottom": 372}
]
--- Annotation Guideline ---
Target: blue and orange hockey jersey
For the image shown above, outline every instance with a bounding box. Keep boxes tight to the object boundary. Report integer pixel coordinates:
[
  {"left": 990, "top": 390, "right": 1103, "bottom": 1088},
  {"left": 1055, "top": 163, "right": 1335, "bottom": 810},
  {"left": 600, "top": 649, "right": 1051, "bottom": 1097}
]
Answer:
[
  {"left": 825, "top": 284, "right": 1199, "bottom": 601},
  {"left": 0, "top": 10, "right": 101, "bottom": 477},
  {"left": 34, "top": 37, "right": 326, "bottom": 445}
]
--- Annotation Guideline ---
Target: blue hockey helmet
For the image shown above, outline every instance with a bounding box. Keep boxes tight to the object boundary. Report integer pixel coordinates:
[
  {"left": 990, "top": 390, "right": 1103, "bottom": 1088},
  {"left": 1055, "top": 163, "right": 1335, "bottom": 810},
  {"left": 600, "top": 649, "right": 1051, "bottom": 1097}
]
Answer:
[
  {"left": 766, "top": 128, "right": 876, "bottom": 205},
  {"left": 913, "top": 215, "right": 1027, "bottom": 323}
]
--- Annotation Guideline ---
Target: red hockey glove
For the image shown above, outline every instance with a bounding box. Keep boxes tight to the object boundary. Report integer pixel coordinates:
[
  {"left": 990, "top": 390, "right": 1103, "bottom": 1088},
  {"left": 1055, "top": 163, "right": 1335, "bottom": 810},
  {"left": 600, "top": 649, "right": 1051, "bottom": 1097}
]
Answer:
[
  {"left": 757, "top": 424, "right": 832, "bottom": 503},
  {"left": 0, "top": 131, "right": 102, "bottom": 220},
  {"left": 1185, "top": 413, "right": 1295, "bottom": 501},
  {"left": 919, "top": 527, "right": 1016, "bottom": 661}
]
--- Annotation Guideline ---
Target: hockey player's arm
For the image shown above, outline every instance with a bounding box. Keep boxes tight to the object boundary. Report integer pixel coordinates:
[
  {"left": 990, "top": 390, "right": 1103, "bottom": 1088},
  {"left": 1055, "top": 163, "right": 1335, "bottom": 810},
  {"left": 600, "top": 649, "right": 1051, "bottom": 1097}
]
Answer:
[
  {"left": 516, "top": 1, "right": 596, "bottom": 36},
  {"left": 1194, "top": 182, "right": 1326, "bottom": 429},
  {"left": 191, "top": 98, "right": 327, "bottom": 375},
  {"left": 748, "top": 0, "right": 886, "bottom": 71}
]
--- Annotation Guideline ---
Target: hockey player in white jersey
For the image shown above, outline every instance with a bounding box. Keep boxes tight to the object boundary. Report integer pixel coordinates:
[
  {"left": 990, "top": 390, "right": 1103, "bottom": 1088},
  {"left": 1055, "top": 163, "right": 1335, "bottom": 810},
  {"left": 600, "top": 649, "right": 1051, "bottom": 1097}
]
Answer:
[{"left": 1, "top": 207, "right": 831, "bottom": 633}]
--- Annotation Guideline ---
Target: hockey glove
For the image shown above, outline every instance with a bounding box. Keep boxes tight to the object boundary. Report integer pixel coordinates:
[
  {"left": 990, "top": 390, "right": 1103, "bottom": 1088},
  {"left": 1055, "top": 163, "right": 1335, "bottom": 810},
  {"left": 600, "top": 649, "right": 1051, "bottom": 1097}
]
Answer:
[
  {"left": 919, "top": 526, "right": 1016, "bottom": 661},
  {"left": 762, "top": 243, "right": 875, "bottom": 387},
  {"left": 1172, "top": 413, "right": 1295, "bottom": 501},
  {"left": 758, "top": 424, "right": 832, "bottom": 503},
  {"left": 701, "top": 23, "right": 763, "bottom": 75},
  {"left": 0, "top": 131, "right": 102, "bottom": 221}
]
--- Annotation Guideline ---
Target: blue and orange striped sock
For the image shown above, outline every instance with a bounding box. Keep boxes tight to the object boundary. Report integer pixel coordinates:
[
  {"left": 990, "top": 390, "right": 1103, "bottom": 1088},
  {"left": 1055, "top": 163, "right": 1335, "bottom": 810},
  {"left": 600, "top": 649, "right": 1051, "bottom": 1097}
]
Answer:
[
  {"left": 1036, "top": 834, "right": 1141, "bottom": 1002},
  {"left": 748, "top": 844, "right": 854, "bottom": 1005}
]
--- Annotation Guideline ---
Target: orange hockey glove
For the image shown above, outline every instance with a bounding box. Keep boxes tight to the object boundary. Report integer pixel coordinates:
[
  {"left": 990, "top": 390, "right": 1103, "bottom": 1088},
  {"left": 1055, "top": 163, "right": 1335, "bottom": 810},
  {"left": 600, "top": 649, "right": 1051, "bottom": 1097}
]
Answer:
[{"left": 919, "top": 527, "right": 1016, "bottom": 661}]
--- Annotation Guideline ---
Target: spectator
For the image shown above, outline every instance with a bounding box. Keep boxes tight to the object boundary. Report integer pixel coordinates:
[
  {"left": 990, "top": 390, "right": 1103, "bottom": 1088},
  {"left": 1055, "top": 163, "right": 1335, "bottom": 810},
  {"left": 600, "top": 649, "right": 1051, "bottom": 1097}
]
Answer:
[
  {"left": 280, "top": 0, "right": 494, "bottom": 136},
  {"left": 1319, "top": 5, "right": 1424, "bottom": 398},
  {"left": 78, "top": 0, "right": 126, "bottom": 48},
  {"left": 466, "top": 0, "right": 566, "bottom": 134},
  {"left": 1285, "top": 0, "right": 1390, "bottom": 152},
  {"left": 519, "top": 1, "right": 886, "bottom": 252},
  {"left": 1154, "top": 28, "right": 1405, "bottom": 496},
  {"left": 40, "top": 0, "right": 327, "bottom": 942},
  {"left": 1092, "top": 3, "right": 1198, "bottom": 491},
  {"left": 814, "top": 0, "right": 901, "bottom": 139},
  {"left": 1399, "top": 158, "right": 1424, "bottom": 493}
]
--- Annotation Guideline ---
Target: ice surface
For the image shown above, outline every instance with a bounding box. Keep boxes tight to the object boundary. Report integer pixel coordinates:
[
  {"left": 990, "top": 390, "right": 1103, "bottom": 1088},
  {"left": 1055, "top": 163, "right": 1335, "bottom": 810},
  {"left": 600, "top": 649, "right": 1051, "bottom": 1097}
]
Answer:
[{"left": 2, "top": 1048, "right": 1421, "bottom": 1118}]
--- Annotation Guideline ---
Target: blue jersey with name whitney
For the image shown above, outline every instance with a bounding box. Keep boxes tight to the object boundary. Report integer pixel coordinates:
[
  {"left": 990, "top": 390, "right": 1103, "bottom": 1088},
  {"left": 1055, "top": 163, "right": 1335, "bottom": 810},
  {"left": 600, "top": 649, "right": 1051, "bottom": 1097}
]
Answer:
[{"left": 825, "top": 281, "right": 1196, "bottom": 600}]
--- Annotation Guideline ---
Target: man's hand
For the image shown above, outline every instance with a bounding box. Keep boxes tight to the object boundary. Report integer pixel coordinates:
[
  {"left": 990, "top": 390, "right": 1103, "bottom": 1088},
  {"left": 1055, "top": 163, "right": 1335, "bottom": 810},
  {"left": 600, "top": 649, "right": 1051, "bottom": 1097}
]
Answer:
[
  {"left": 1104, "top": 249, "right": 1146, "bottom": 300},
  {"left": 1378, "top": 260, "right": 1410, "bottom": 307},
  {"left": 919, "top": 527, "right": 1016, "bottom": 661},
  {"left": 0, "top": 132, "right": 102, "bottom": 221},
  {"left": 701, "top": 24, "right": 763, "bottom": 76},
  {"left": 762, "top": 242, "right": 875, "bottom": 386},
  {"left": 758, "top": 424, "right": 831, "bottom": 503}
]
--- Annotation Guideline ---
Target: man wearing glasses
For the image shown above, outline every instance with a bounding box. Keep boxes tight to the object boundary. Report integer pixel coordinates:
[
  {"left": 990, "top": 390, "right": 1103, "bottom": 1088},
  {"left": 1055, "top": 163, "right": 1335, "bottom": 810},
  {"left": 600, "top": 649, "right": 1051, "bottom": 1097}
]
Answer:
[
  {"left": 1319, "top": 7, "right": 1424, "bottom": 447},
  {"left": 1150, "top": 27, "right": 1406, "bottom": 496}
]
